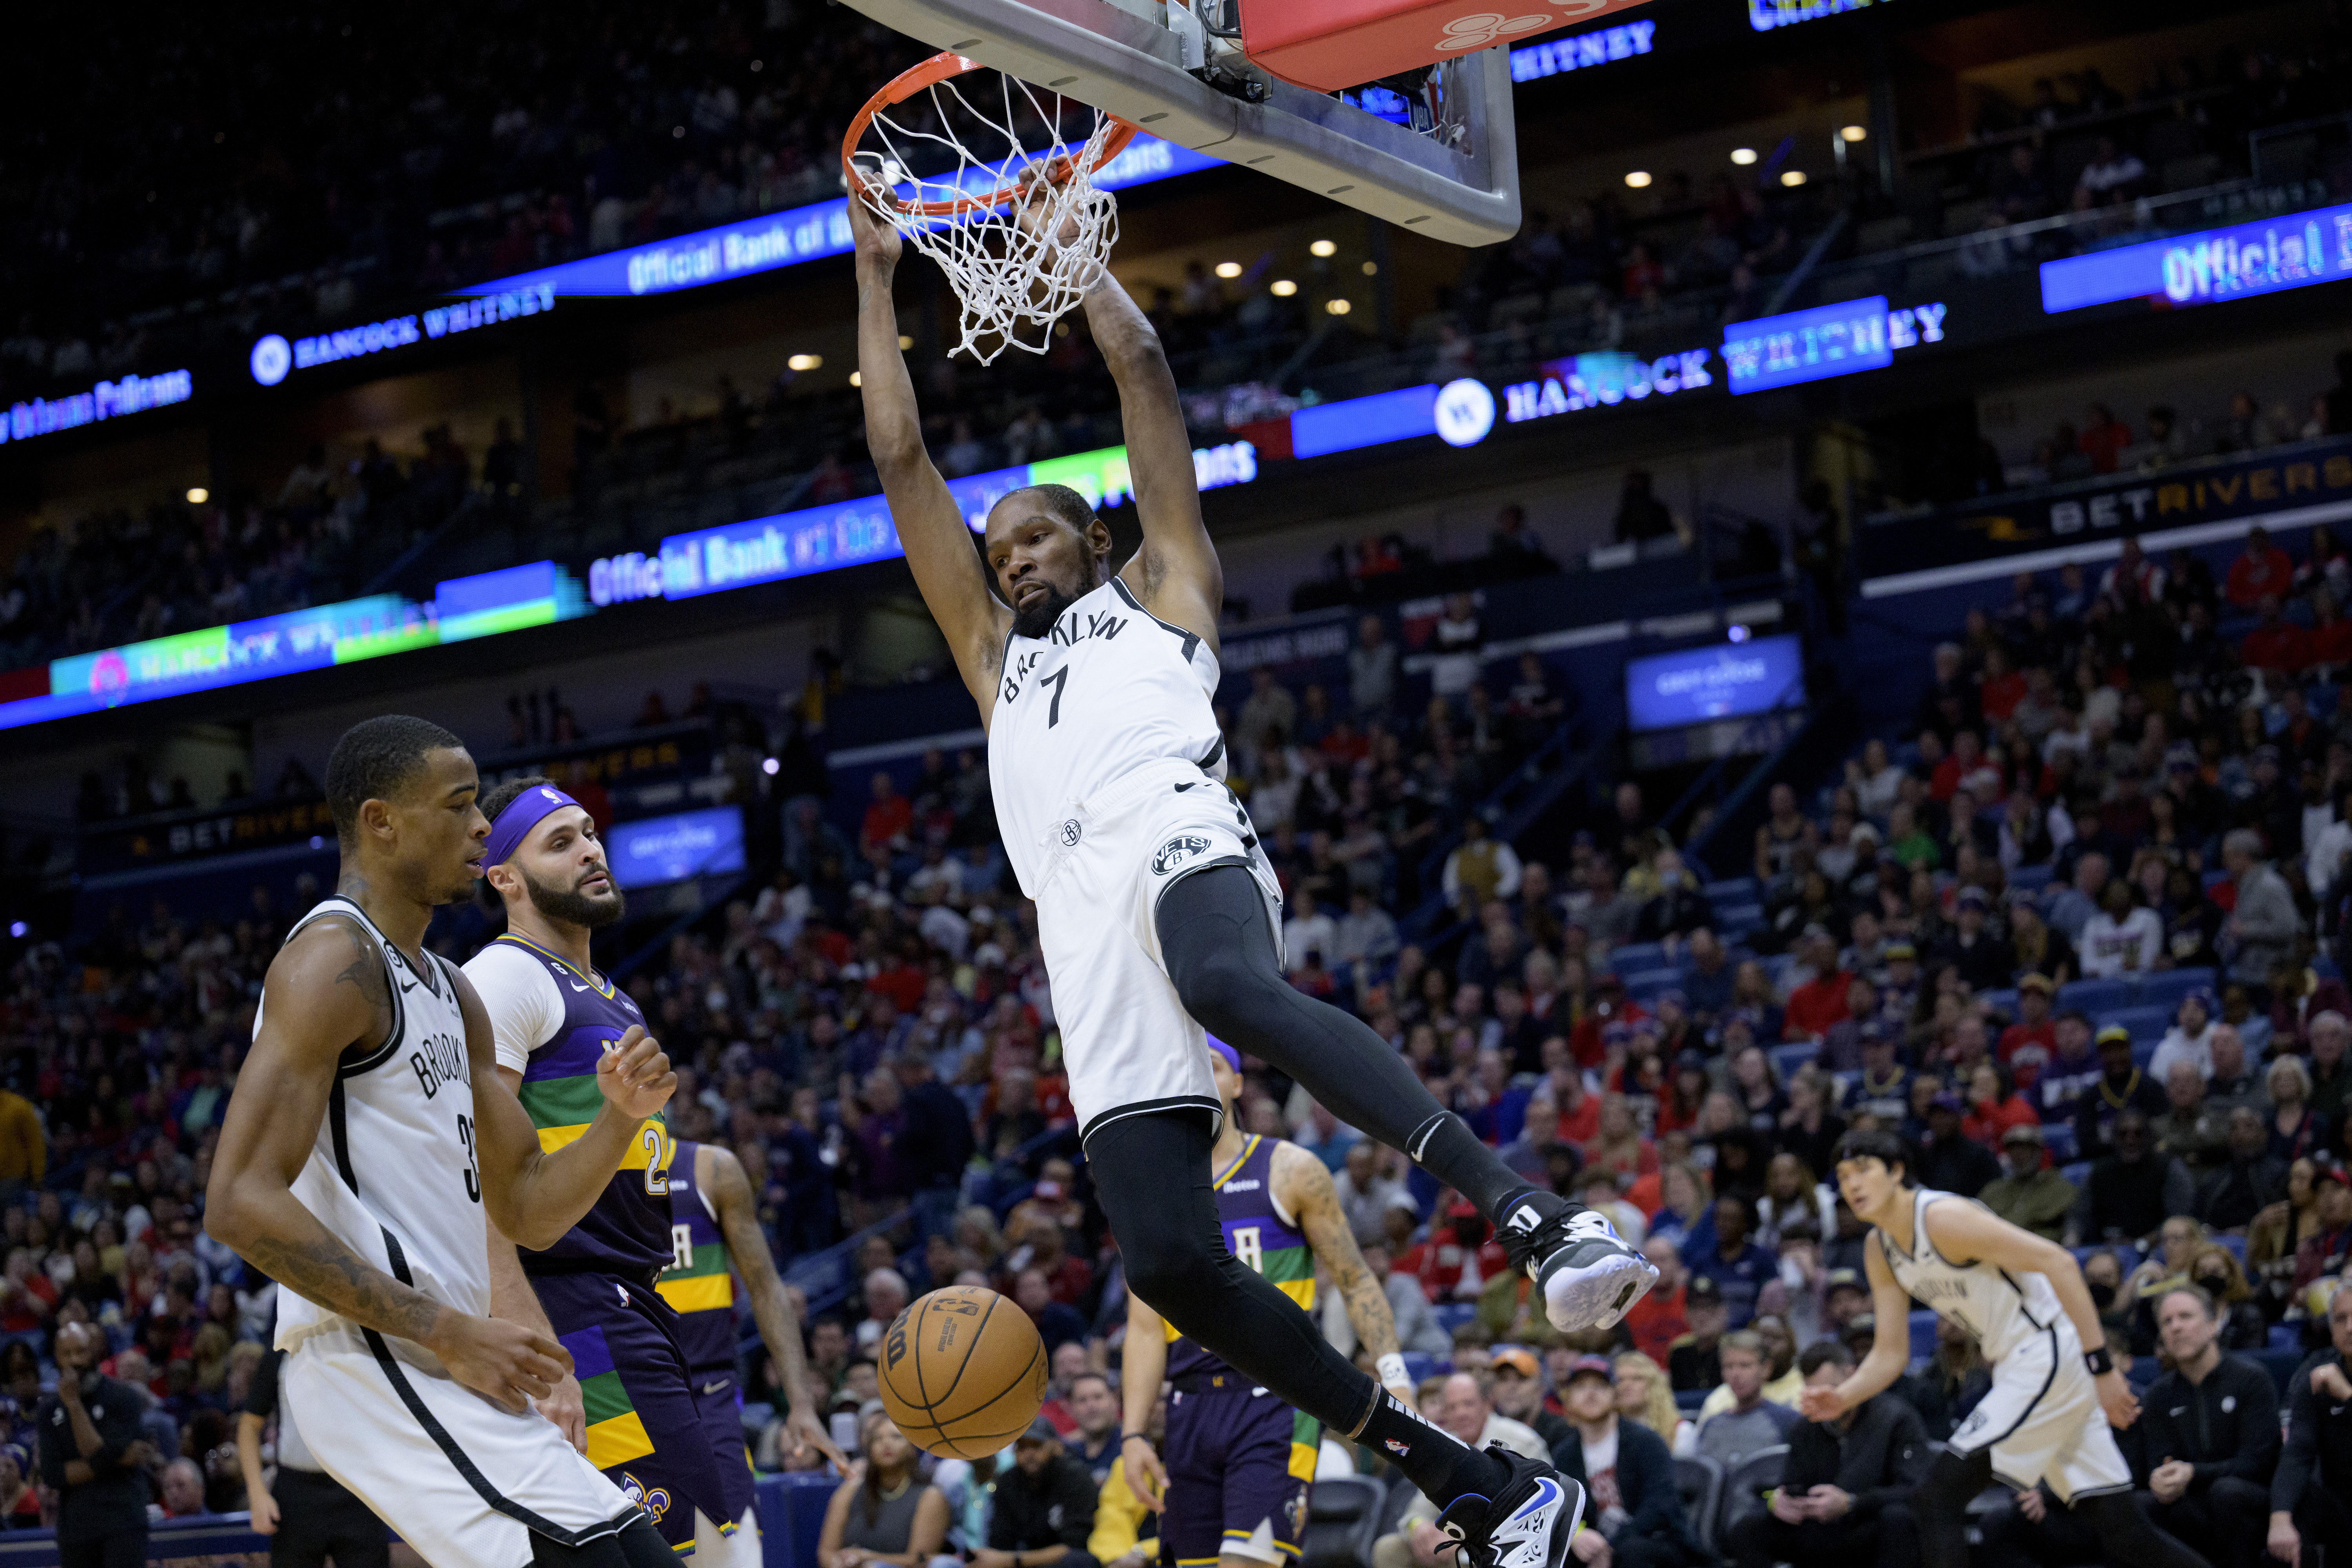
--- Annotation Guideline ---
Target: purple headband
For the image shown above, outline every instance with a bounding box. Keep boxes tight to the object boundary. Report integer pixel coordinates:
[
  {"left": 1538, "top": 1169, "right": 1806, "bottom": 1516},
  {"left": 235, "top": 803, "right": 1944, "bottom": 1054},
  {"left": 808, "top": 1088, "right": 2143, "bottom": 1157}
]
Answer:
[
  {"left": 485, "top": 784, "right": 583, "bottom": 867},
  {"left": 1206, "top": 1036, "right": 1240, "bottom": 1074}
]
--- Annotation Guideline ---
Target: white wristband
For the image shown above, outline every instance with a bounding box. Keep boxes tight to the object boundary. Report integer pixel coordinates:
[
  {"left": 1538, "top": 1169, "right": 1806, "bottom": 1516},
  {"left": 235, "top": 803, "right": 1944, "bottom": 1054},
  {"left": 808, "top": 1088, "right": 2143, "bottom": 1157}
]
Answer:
[{"left": 1376, "top": 1353, "right": 1408, "bottom": 1391}]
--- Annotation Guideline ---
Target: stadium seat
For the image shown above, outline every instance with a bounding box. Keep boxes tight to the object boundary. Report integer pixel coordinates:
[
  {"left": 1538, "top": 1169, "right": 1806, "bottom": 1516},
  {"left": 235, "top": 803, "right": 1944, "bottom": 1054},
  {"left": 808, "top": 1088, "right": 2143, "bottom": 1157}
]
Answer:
[
  {"left": 1673, "top": 1455, "right": 1726, "bottom": 1554},
  {"left": 1608, "top": 942, "right": 1668, "bottom": 974},
  {"left": 2214, "top": 1233, "right": 2245, "bottom": 1263},
  {"left": 1980, "top": 988, "right": 2018, "bottom": 1018},
  {"left": 1431, "top": 1303, "right": 1476, "bottom": 1334},
  {"left": 2253, "top": 1347, "right": 2306, "bottom": 1394},
  {"left": 2138, "top": 969, "right": 2216, "bottom": 1007},
  {"left": 2009, "top": 864, "right": 2055, "bottom": 894},
  {"left": 1716, "top": 1445, "right": 1788, "bottom": 1544},
  {"left": 2103, "top": 1005, "right": 2173, "bottom": 1040},
  {"left": 2059, "top": 979, "right": 2134, "bottom": 1015},
  {"left": 1768, "top": 1043, "right": 1818, "bottom": 1082},
  {"left": 1301, "top": 1474, "right": 1386, "bottom": 1568},
  {"left": 2059, "top": 1161, "right": 2092, "bottom": 1187},
  {"left": 1621, "top": 967, "right": 1684, "bottom": 1002},
  {"left": 2269, "top": 1323, "right": 2302, "bottom": 1353},
  {"left": 1704, "top": 878, "right": 1759, "bottom": 904},
  {"left": 1399, "top": 1352, "right": 1451, "bottom": 1385},
  {"left": 2041, "top": 1123, "right": 2077, "bottom": 1161},
  {"left": 1675, "top": 1387, "right": 1709, "bottom": 1414}
]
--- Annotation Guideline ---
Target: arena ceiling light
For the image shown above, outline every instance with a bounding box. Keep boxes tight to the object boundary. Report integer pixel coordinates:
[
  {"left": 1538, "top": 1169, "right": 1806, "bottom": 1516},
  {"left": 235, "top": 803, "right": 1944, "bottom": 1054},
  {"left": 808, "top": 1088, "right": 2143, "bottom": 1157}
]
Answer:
[
  {"left": 1624, "top": 170, "right": 1652, "bottom": 188},
  {"left": 897, "top": 334, "right": 915, "bottom": 350},
  {"left": 1361, "top": 261, "right": 1379, "bottom": 276},
  {"left": 788, "top": 353, "right": 823, "bottom": 371},
  {"left": 186, "top": 487, "right": 208, "bottom": 504},
  {"left": 1782, "top": 170, "right": 1808, "bottom": 186},
  {"left": 1840, "top": 125, "right": 1869, "bottom": 141},
  {"left": 1326, "top": 298, "right": 1352, "bottom": 316},
  {"left": 1271, "top": 279, "right": 1298, "bottom": 296},
  {"left": 1310, "top": 239, "right": 1337, "bottom": 257},
  {"left": 1214, "top": 261, "right": 1243, "bottom": 278},
  {"left": 1730, "top": 147, "right": 1758, "bottom": 165}
]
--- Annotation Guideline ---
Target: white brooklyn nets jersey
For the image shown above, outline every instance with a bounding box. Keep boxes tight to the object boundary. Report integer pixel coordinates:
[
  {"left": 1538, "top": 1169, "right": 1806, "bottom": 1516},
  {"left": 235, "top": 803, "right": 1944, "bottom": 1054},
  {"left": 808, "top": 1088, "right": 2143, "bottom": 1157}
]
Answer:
[
  {"left": 1878, "top": 1186, "right": 2066, "bottom": 1364},
  {"left": 989, "top": 576, "right": 1226, "bottom": 900},
  {"left": 258, "top": 897, "right": 490, "bottom": 1350}
]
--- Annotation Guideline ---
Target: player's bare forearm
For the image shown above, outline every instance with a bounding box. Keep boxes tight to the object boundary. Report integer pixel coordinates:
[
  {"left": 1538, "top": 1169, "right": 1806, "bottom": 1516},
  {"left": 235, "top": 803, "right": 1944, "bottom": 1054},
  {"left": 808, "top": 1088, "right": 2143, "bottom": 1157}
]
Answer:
[
  {"left": 486, "top": 1223, "right": 556, "bottom": 1333},
  {"left": 1287, "top": 1149, "right": 1399, "bottom": 1361},
  {"left": 1122, "top": 1291, "right": 1168, "bottom": 1436},
  {"left": 711, "top": 1148, "right": 820, "bottom": 1421},
  {"left": 236, "top": 1412, "right": 269, "bottom": 1502},
  {"left": 236, "top": 1199, "right": 449, "bottom": 1344}
]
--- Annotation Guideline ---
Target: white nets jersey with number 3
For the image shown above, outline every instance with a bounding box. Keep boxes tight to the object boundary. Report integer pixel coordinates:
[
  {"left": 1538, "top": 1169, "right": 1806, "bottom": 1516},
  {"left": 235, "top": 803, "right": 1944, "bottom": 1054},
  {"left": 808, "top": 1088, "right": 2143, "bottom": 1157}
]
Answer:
[
  {"left": 257, "top": 897, "right": 491, "bottom": 1351},
  {"left": 989, "top": 577, "right": 1227, "bottom": 900}
]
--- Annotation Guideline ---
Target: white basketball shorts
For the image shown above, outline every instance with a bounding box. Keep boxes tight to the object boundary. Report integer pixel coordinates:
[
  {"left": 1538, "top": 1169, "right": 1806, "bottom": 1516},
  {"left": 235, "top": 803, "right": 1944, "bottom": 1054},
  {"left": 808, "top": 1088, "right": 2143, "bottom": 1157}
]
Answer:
[
  {"left": 1030, "top": 756, "right": 1284, "bottom": 1143},
  {"left": 285, "top": 1323, "right": 637, "bottom": 1567},
  {"left": 1946, "top": 1322, "right": 2133, "bottom": 1503}
]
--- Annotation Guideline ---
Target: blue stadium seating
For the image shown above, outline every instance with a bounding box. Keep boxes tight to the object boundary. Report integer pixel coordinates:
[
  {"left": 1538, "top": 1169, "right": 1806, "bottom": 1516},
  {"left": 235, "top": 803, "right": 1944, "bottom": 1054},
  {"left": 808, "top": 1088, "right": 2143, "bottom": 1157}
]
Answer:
[
  {"left": 1608, "top": 942, "right": 1669, "bottom": 974},
  {"left": 2009, "top": 865, "right": 2055, "bottom": 894},
  {"left": 1431, "top": 1303, "right": 1477, "bottom": 1334},
  {"left": 2059, "top": 978, "right": 2134, "bottom": 1014},
  {"left": 2214, "top": 1233, "right": 2246, "bottom": 1263},
  {"left": 1400, "top": 1352, "right": 1452, "bottom": 1386},
  {"left": 2138, "top": 969, "right": 2217, "bottom": 1007},
  {"left": 2059, "top": 1161, "right": 2093, "bottom": 1187},
  {"left": 1980, "top": 988, "right": 2018, "bottom": 1017},
  {"left": 1768, "top": 1043, "right": 1818, "bottom": 1082},
  {"left": 2102, "top": 1005, "right": 2174, "bottom": 1040},
  {"left": 1621, "top": 967, "right": 1684, "bottom": 1002},
  {"left": 2042, "top": 1123, "right": 2077, "bottom": 1161}
]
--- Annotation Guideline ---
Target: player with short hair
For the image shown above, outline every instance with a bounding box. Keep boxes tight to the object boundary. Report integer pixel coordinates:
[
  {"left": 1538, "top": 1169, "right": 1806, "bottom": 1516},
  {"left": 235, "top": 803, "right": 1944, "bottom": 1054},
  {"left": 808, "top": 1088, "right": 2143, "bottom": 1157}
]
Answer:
[
  {"left": 1809, "top": 1127, "right": 2207, "bottom": 1568},
  {"left": 1121, "top": 1041, "right": 1416, "bottom": 1568},
  {"left": 851, "top": 190, "right": 1649, "bottom": 1568},
  {"left": 461, "top": 775, "right": 842, "bottom": 1563},
  {"left": 205, "top": 715, "right": 681, "bottom": 1568},
  {"left": 659, "top": 1136, "right": 844, "bottom": 1482}
]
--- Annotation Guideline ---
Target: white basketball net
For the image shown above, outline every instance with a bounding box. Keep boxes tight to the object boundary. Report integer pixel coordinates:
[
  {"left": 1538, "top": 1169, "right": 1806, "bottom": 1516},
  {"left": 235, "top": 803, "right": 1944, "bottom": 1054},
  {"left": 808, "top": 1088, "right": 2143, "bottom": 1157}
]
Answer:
[{"left": 851, "top": 71, "right": 1123, "bottom": 365}]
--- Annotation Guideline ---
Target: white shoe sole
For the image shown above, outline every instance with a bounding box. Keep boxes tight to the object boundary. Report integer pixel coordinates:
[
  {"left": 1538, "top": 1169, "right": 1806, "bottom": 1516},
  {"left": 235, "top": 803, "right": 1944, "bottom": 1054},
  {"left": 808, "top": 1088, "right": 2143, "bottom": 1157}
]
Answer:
[{"left": 1539, "top": 1252, "right": 1660, "bottom": 1332}]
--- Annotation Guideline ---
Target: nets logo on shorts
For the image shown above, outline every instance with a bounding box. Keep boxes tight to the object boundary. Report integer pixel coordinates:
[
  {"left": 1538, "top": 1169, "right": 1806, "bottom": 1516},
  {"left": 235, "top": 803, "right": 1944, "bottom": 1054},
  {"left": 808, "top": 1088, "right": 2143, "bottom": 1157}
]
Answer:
[
  {"left": 1152, "top": 833, "right": 1214, "bottom": 875},
  {"left": 1058, "top": 818, "right": 1083, "bottom": 847}
]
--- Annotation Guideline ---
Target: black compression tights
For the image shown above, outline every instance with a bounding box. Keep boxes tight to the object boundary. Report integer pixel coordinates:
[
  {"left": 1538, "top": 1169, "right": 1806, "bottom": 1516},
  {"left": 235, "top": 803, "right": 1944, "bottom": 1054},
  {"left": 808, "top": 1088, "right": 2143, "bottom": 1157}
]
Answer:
[
  {"left": 1154, "top": 865, "right": 1535, "bottom": 1218},
  {"left": 1912, "top": 1449, "right": 2205, "bottom": 1568},
  {"left": 1088, "top": 1108, "right": 1502, "bottom": 1507}
]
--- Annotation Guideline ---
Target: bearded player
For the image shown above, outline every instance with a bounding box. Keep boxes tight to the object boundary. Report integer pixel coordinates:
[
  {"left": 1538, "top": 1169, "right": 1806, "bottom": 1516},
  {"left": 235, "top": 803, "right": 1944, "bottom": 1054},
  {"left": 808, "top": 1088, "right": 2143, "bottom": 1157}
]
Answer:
[
  {"left": 1122, "top": 1041, "right": 1418, "bottom": 1568},
  {"left": 462, "top": 778, "right": 835, "bottom": 1562},
  {"left": 849, "top": 190, "right": 1650, "bottom": 1568},
  {"left": 205, "top": 715, "right": 678, "bottom": 1568},
  {"left": 1811, "top": 1128, "right": 2208, "bottom": 1568}
]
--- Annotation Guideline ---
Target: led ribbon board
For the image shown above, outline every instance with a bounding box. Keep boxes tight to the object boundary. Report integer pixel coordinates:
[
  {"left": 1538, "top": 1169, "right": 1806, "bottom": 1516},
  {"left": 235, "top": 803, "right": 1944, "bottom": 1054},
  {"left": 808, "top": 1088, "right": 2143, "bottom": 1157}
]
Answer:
[
  {"left": 2040, "top": 201, "right": 2352, "bottom": 314},
  {"left": 0, "top": 562, "right": 586, "bottom": 731}
]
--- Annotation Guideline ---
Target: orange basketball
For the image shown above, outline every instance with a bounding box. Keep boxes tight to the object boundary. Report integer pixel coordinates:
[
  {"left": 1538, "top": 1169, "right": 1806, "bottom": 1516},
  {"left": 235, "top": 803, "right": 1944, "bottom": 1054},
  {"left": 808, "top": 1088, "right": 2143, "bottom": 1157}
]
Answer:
[{"left": 877, "top": 1285, "right": 1048, "bottom": 1459}]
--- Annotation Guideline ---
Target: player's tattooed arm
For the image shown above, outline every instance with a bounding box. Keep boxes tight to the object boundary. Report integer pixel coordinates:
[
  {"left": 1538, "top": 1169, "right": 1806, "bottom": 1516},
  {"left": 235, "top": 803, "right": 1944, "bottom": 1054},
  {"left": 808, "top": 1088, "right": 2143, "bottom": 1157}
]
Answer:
[
  {"left": 1276, "top": 1143, "right": 1410, "bottom": 1399},
  {"left": 706, "top": 1143, "right": 848, "bottom": 1468},
  {"left": 204, "top": 921, "right": 447, "bottom": 1347}
]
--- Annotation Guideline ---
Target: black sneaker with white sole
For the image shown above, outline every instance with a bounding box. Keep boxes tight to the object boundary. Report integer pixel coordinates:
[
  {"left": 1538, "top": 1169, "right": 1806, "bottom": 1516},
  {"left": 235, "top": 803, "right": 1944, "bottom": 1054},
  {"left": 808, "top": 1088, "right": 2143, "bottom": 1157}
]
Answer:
[
  {"left": 1436, "top": 1446, "right": 1588, "bottom": 1568},
  {"left": 1497, "top": 1192, "right": 1660, "bottom": 1332}
]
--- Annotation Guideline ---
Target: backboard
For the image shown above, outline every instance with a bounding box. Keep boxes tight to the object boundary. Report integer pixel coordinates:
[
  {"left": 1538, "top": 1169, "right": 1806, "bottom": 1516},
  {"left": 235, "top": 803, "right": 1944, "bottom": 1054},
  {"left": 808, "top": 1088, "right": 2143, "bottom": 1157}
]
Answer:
[{"left": 833, "top": 0, "right": 1526, "bottom": 246}]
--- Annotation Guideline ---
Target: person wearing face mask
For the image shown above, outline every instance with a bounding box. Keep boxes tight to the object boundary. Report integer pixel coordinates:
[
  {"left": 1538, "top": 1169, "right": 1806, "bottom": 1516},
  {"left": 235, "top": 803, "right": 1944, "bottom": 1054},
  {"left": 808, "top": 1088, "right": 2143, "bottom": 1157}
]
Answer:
[
  {"left": 1979, "top": 1125, "right": 2076, "bottom": 1242},
  {"left": 2181, "top": 1246, "right": 2268, "bottom": 1351}
]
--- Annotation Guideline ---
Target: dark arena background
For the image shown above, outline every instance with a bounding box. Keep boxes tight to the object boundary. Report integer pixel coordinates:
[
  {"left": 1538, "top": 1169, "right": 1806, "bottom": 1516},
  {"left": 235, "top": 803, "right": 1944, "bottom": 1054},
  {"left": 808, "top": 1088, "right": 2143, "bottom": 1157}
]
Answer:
[{"left": 3, "top": 0, "right": 2351, "bottom": 1561}]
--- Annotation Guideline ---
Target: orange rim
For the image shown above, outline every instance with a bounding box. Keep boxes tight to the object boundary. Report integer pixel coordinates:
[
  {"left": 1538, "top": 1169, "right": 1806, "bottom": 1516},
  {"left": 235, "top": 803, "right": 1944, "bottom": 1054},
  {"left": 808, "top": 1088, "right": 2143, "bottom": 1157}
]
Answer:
[{"left": 842, "top": 51, "right": 1142, "bottom": 218}]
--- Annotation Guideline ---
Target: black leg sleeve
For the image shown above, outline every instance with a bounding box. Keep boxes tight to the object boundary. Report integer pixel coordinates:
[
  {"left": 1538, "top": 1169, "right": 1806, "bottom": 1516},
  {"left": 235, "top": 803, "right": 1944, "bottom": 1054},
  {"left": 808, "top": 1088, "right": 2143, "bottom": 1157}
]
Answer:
[
  {"left": 1155, "top": 865, "right": 1539, "bottom": 1218},
  {"left": 2071, "top": 1489, "right": 2217, "bottom": 1568},
  {"left": 1912, "top": 1446, "right": 1994, "bottom": 1568},
  {"left": 1087, "top": 1108, "right": 1504, "bottom": 1509}
]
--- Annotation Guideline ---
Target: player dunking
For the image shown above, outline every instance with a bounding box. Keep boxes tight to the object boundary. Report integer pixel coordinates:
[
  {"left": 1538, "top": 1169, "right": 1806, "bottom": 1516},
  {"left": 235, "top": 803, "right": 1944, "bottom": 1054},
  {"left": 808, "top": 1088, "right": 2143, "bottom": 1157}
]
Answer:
[
  {"left": 205, "top": 715, "right": 681, "bottom": 1568},
  {"left": 848, "top": 190, "right": 1650, "bottom": 1568},
  {"left": 461, "top": 777, "right": 844, "bottom": 1564},
  {"left": 1811, "top": 1128, "right": 2208, "bottom": 1568},
  {"left": 659, "top": 1138, "right": 840, "bottom": 1495},
  {"left": 1122, "top": 1040, "right": 1417, "bottom": 1568}
]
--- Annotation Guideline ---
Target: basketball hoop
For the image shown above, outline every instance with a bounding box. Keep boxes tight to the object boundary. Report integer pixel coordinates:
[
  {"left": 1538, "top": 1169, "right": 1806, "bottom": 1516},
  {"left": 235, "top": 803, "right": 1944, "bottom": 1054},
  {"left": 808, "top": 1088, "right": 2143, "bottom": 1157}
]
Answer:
[{"left": 844, "top": 53, "right": 1142, "bottom": 364}]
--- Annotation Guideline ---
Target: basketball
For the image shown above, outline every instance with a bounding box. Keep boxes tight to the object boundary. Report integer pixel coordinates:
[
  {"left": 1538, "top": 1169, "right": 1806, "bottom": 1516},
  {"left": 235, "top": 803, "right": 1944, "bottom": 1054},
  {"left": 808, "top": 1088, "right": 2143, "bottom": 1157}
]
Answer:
[{"left": 877, "top": 1285, "right": 1048, "bottom": 1459}]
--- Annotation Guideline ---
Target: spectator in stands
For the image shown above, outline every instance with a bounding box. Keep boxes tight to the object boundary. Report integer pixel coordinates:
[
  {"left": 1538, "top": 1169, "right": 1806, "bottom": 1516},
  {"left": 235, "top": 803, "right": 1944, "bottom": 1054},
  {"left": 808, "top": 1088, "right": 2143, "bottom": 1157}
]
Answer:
[
  {"left": 1726, "top": 1339, "right": 1926, "bottom": 1568},
  {"left": 2138, "top": 1285, "right": 2278, "bottom": 1568},
  {"left": 1978, "top": 1124, "right": 2076, "bottom": 1241},
  {"left": 1548, "top": 1354, "right": 1700, "bottom": 1568},
  {"left": 2224, "top": 829, "right": 2302, "bottom": 991},
  {"left": 1489, "top": 1347, "right": 1571, "bottom": 1453},
  {"left": 2229, "top": 525, "right": 2299, "bottom": 608},
  {"left": 1667, "top": 1275, "right": 1728, "bottom": 1394},
  {"left": 2153, "top": 1062, "right": 2231, "bottom": 1171},
  {"left": 2069, "top": 1110, "right": 2194, "bottom": 1245},
  {"left": 2307, "top": 1010, "right": 2352, "bottom": 1129},
  {"left": 1348, "top": 615, "right": 1398, "bottom": 718},
  {"left": 1693, "top": 1331, "right": 1798, "bottom": 1472},
  {"left": 2194, "top": 1107, "right": 2290, "bottom": 1231},
  {"left": 1782, "top": 929, "right": 1855, "bottom": 1042},
  {"left": 1915, "top": 1093, "right": 2001, "bottom": 1197},
  {"left": 1443, "top": 815, "right": 1522, "bottom": 915},
  {"left": 2269, "top": 1284, "right": 2352, "bottom": 1567},
  {"left": 0, "top": 1084, "right": 43, "bottom": 1204},
  {"left": 1686, "top": 1194, "right": 1776, "bottom": 1329},
  {"left": 2073, "top": 1025, "right": 2166, "bottom": 1160},
  {"left": 982, "top": 1419, "right": 1098, "bottom": 1568},
  {"left": 2267, "top": 1056, "right": 2330, "bottom": 1167},
  {"left": 2292, "top": 1166, "right": 2352, "bottom": 1291},
  {"left": 1015, "top": 1267, "right": 1090, "bottom": 1354},
  {"left": 2150, "top": 990, "right": 2220, "bottom": 1082}
]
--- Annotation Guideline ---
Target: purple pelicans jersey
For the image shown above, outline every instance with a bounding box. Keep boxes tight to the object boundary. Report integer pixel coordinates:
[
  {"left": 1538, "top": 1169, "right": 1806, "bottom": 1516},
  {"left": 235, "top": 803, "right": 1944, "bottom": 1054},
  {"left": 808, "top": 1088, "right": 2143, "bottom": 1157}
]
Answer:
[
  {"left": 465, "top": 933, "right": 673, "bottom": 1272},
  {"left": 657, "top": 1140, "right": 740, "bottom": 1375}
]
